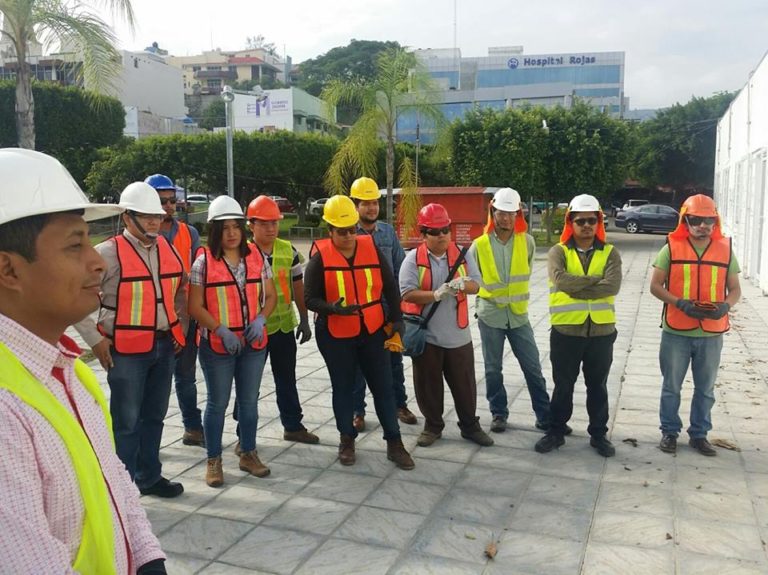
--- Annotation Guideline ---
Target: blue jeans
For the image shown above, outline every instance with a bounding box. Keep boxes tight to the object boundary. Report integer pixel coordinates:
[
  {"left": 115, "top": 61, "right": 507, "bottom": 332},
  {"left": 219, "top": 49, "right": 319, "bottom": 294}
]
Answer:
[
  {"left": 352, "top": 351, "right": 407, "bottom": 416},
  {"left": 315, "top": 320, "right": 401, "bottom": 441},
  {"left": 659, "top": 331, "right": 722, "bottom": 439},
  {"left": 108, "top": 336, "right": 175, "bottom": 489},
  {"left": 174, "top": 321, "right": 202, "bottom": 431},
  {"left": 199, "top": 337, "right": 267, "bottom": 458},
  {"left": 478, "top": 319, "right": 551, "bottom": 424}
]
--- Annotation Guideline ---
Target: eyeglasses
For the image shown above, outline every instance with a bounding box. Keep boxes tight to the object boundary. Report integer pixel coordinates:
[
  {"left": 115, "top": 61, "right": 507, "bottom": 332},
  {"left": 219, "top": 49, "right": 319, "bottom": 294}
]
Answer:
[
  {"left": 159, "top": 198, "right": 177, "bottom": 205},
  {"left": 333, "top": 226, "right": 357, "bottom": 237},
  {"left": 572, "top": 217, "right": 598, "bottom": 226},
  {"left": 424, "top": 226, "right": 451, "bottom": 236},
  {"left": 686, "top": 216, "right": 716, "bottom": 226}
]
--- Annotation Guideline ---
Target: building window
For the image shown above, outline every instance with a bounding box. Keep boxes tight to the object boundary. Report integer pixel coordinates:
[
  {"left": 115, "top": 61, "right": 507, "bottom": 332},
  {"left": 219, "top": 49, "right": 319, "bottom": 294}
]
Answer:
[
  {"left": 192, "top": 66, "right": 201, "bottom": 72},
  {"left": 207, "top": 66, "right": 221, "bottom": 71},
  {"left": 208, "top": 79, "right": 222, "bottom": 88}
]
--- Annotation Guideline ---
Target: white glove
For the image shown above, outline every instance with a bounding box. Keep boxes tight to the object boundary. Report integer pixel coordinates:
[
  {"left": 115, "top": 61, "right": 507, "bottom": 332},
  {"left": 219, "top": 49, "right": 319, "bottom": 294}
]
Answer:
[
  {"left": 433, "top": 283, "right": 457, "bottom": 301},
  {"left": 448, "top": 276, "right": 469, "bottom": 292}
]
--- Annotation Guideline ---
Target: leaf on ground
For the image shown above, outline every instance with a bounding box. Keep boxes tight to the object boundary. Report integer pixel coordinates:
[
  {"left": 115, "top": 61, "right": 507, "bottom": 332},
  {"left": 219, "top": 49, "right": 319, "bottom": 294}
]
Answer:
[
  {"left": 711, "top": 438, "right": 741, "bottom": 451},
  {"left": 622, "top": 438, "right": 638, "bottom": 447},
  {"left": 643, "top": 480, "right": 649, "bottom": 487},
  {"left": 666, "top": 533, "right": 673, "bottom": 540},
  {"left": 485, "top": 541, "right": 498, "bottom": 559},
  {"left": 624, "top": 465, "right": 632, "bottom": 471},
  {"left": 465, "top": 533, "right": 476, "bottom": 540}
]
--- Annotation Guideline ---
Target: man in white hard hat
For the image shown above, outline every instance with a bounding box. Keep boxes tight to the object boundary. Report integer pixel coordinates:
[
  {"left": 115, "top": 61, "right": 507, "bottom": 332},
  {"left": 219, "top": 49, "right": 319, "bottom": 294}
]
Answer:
[
  {"left": 0, "top": 149, "right": 167, "bottom": 573},
  {"left": 75, "top": 182, "right": 189, "bottom": 498},
  {"left": 469, "top": 188, "right": 563, "bottom": 434},
  {"left": 535, "top": 194, "right": 622, "bottom": 458}
]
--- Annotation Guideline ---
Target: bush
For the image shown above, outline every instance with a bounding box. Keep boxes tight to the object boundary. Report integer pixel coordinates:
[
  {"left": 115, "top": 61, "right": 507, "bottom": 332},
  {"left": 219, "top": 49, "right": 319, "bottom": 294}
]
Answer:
[{"left": 544, "top": 208, "right": 567, "bottom": 234}]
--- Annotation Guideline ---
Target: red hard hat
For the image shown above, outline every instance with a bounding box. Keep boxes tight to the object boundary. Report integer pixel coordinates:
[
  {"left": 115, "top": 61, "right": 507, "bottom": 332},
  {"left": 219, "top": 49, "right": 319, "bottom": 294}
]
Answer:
[
  {"left": 418, "top": 203, "right": 451, "bottom": 228},
  {"left": 681, "top": 194, "right": 717, "bottom": 218},
  {"left": 247, "top": 195, "right": 283, "bottom": 221}
]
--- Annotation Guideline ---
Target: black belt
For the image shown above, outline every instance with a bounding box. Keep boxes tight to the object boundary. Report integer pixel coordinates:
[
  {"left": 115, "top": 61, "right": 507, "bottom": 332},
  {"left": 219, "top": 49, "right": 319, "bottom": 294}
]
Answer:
[{"left": 155, "top": 330, "right": 170, "bottom": 339}]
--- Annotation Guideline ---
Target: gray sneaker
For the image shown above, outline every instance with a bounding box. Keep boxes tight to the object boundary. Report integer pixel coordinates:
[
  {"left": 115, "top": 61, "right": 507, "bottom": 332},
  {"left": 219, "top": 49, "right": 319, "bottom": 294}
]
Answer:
[{"left": 490, "top": 416, "right": 507, "bottom": 433}]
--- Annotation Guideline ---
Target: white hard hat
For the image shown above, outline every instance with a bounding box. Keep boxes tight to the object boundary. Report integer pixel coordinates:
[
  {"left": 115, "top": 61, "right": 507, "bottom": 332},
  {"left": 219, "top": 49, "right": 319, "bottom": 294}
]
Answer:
[
  {"left": 207, "top": 195, "right": 244, "bottom": 222},
  {"left": 568, "top": 194, "right": 601, "bottom": 212},
  {"left": 119, "top": 182, "right": 166, "bottom": 215},
  {"left": 492, "top": 187, "right": 521, "bottom": 212},
  {"left": 0, "top": 148, "right": 123, "bottom": 226}
]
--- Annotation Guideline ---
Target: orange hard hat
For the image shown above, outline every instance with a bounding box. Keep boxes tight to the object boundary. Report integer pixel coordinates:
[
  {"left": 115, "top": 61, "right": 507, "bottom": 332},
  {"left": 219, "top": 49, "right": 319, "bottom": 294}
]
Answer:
[
  {"left": 247, "top": 195, "right": 283, "bottom": 221},
  {"left": 681, "top": 194, "right": 717, "bottom": 217},
  {"left": 417, "top": 203, "right": 451, "bottom": 228}
]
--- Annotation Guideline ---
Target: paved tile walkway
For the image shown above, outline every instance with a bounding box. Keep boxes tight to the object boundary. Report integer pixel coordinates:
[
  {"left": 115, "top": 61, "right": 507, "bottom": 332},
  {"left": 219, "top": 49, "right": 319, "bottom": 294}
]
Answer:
[{"left": 71, "top": 233, "right": 768, "bottom": 574}]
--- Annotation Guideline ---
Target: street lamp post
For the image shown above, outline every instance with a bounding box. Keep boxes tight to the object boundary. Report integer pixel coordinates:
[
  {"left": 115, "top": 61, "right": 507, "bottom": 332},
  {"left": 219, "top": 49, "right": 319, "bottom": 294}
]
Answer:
[{"left": 221, "top": 86, "right": 235, "bottom": 198}]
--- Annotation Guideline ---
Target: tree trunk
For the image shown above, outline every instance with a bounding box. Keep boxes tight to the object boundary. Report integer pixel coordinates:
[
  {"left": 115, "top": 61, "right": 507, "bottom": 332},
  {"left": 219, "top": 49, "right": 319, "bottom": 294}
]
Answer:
[
  {"left": 15, "top": 42, "right": 35, "bottom": 149},
  {"left": 385, "top": 136, "right": 395, "bottom": 224}
]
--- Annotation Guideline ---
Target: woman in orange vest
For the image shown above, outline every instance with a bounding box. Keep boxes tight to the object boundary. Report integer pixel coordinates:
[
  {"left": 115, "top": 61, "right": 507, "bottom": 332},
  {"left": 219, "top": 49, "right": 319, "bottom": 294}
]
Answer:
[
  {"left": 188, "top": 196, "right": 277, "bottom": 487},
  {"left": 303, "top": 195, "right": 414, "bottom": 470}
]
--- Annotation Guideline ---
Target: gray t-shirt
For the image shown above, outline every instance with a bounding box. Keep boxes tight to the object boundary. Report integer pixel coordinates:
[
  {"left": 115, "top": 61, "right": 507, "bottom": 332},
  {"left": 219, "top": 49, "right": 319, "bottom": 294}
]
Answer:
[{"left": 399, "top": 245, "right": 481, "bottom": 349}]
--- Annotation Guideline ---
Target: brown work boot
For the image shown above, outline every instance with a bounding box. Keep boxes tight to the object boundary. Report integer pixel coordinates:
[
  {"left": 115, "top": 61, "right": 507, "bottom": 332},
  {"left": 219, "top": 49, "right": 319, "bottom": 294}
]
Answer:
[
  {"left": 284, "top": 428, "right": 320, "bottom": 444},
  {"left": 234, "top": 440, "right": 242, "bottom": 456},
  {"left": 182, "top": 428, "right": 205, "bottom": 447},
  {"left": 387, "top": 438, "right": 415, "bottom": 470},
  {"left": 338, "top": 434, "right": 356, "bottom": 466},
  {"left": 353, "top": 415, "right": 366, "bottom": 432},
  {"left": 416, "top": 429, "right": 442, "bottom": 447},
  {"left": 239, "top": 450, "right": 271, "bottom": 477},
  {"left": 205, "top": 456, "right": 223, "bottom": 488},
  {"left": 397, "top": 407, "right": 418, "bottom": 425}
]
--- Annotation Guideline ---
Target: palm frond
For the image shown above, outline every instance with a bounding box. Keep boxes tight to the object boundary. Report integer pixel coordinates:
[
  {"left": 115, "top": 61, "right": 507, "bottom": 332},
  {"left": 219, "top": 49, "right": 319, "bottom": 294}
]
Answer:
[{"left": 396, "top": 156, "right": 422, "bottom": 240}]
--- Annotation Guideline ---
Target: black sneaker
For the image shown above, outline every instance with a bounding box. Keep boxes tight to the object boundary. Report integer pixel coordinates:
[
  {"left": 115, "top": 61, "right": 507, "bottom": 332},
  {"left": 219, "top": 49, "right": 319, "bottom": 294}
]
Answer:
[
  {"left": 490, "top": 416, "right": 507, "bottom": 433},
  {"left": 535, "top": 433, "right": 565, "bottom": 453},
  {"left": 535, "top": 421, "right": 573, "bottom": 436},
  {"left": 689, "top": 437, "right": 717, "bottom": 456},
  {"left": 139, "top": 477, "right": 184, "bottom": 498},
  {"left": 659, "top": 434, "right": 677, "bottom": 453},
  {"left": 590, "top": 436, "right": 616, "bottom": 458}
]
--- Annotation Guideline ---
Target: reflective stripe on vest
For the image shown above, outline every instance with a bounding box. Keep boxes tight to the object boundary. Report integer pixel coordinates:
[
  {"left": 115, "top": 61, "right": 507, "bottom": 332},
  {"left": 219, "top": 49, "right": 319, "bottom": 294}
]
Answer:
[
  {"left": 0, "top": 343, "right": 117, "bottom": 574},
  {"left": 203, "top": 244, "right": 267, "bottom": 354},
  {"left": 401, "top": 242, "right": 469, "bottom": 329},
  {"left": 265, "top": 238, "right": 298, "bottom": 335},
  {"left": 664, "top": 237, "right": 731, "bottom": 333},
  {"left": 549, "top": 244, "right": 615, "bottom": 325},
  {"left": 315, "top": 235, "right": 385, "bottom": 338},
  {"left": 475, "top": 232, "right": 530, "bottom": 314},
  {"left": 173, "top": 222, "right": 193, "bottom": 273},
  {"left": 111, "top": 235, "right": 185, "bottom": 354}
]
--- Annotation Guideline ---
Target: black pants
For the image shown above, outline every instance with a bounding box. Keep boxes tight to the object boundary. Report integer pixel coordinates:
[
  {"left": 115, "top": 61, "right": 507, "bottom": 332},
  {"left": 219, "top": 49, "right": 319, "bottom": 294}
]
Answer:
[{"left": 549, "top": 329, "right": 617, "bottom": 438}]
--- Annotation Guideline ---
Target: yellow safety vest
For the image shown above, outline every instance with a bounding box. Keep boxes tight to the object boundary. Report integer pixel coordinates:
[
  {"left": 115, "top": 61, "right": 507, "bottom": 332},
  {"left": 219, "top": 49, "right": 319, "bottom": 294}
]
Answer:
[
  {"left": 549, "top": 244, "right": 616, "bottom": 325},
  {"left": 475, "top": 233, "right": 530, "bottom": 314},
  {"left": 265, "top": 238, "right": 299, "bottom": 335},
  {"left": 0, "top": 343, "right": 117, "bottom": 575}
]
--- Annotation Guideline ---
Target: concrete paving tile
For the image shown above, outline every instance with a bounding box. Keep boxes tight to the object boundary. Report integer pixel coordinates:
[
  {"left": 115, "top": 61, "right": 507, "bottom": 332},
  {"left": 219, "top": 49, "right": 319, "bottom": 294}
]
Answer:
[
  {"left": 295, "top": 538, "right": 400, "bottom": 575},
  {"left": 533, "top": 444, "right": 607, "bottom": 480},
  {"left": 412, "top": 437, "right": 480, "bottom": 463},
  {"left": 217, "top": 526, "right": 322, "bottom": 574},
  {"left": 454, "top": 465, "right": 530, "bottom": 496},
  {"left": 589, "top": 510, "right": 674, "bottom": 548},
  {"left": 389, "top": 553, "right": 484, "bottom": 575},
  {"left": 676, "top": 517, "right": 766, "bottom": 561},
  {"left": 163, "top": 552, "right": 210, "bottom": 574},
  {"left": 677, "top": 490, "right": 757, "bottom": 524},
  {"left": 198, "top": 563, "right": 272, "bottom": 574},
  {"left": 299, "top": 469, "right": 383, "bottom": 504},
  {"left": 675, "top": 463, "right": 750, "bottom": 495},
  {"left": 196, "top": 484, "right": 290, "bottom": 524},
  {"left": 332, "top": 449, "right": 396, "bottom": 478},
  {"left": 262, "top": 495, "right": 355, "bottom": 535},
  {"left": 745, "top": 472, "right": 768, "bottom": 498},
  {"left": 389, "top": 456, "right": 464, "bottom": 486},
  {"left": 142, "top": 477, "right": 222, "bottom": 514},
  {"left": 158, "top": 514, "right": 254, "bottom": 559},
  {"left": 472, "top": 445, "right": 543, "bottom": 473},
  {"left": 249, "top": 461, "right": 322, "bottom": 494},
  {"left": 582, "top": 542, "right": 673, "bottom": 575},
  {"left": 602, "top": 458, "right": 673, "bottom": 488},
  {"left": 676, "top": 551, "right": 768, "bottom": 575},
  {"left": 364, "top": 477, "right": 447, "bottom": 515},
  {"left": 411, "top": 517, "right": 496, "bottom": 565},
  {"left": 269, "top": 443, "right": 339, "bottom": 469},
  {"left": 596, "top": 482, "right": 674, "bottom": 517},
  {"left": 335, "top": 505, "right": 426, "bottom": 549},
  {"left": 742, "top": 450, "right": 768, "bottom": 474},
  {"left": 434, "top": 487, "right": 517, "bottom": 525},
  {"left": 144, "top": 505, "right": 189, "bottom": 537},
  {"left": 507, "top": 499, "right": 592, "bottom": 541},
  {"left": 524, "top": 474, "right": 600, "bottom": 509},
  {"left": 488, "top": 530, "right": 584, "bottom": 575}
]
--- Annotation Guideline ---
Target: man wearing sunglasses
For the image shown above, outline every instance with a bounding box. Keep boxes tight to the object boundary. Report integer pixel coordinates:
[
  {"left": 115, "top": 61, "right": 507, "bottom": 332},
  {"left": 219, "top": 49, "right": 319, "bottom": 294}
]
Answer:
[
  {"left": 649, "top": 194, "right": 741, "bottom": 456},
  {"left": 536, "top": 194, "right": 622, "bottom": 458},
  {"left": 304, "top": 195, "right": 414, "bottom": 470},
  {"left": 144, "top": 174, "right": 205, "bottom": 450}
]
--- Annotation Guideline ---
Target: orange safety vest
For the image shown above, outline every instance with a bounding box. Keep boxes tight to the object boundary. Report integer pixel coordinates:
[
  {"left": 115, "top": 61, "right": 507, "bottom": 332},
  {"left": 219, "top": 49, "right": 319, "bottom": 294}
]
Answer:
[
  {"left": 172, "top": 221, "right": 193, "bottom": 273},
  {"left": 203, "top": 244, "right": 268, "bottom": 354},
  {"left": 108, "top": 235, "right": 186, "bottom": 354},
  {"left": 313, "top": 235, "right": 385, "bottom": 338},
  {"left": 401, "top": 242, "right": 468, "bottom": 329},
  {"left": 664, "top": 236, "right": 732, "bottom": 333}
]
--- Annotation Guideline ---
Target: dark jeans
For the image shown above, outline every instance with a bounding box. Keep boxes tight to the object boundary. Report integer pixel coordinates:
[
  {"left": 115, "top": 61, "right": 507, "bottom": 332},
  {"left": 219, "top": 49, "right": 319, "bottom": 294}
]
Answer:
[
  {"left": 315, "top": 319, "right": 401, "bottom": 441},
  {"left": 549, "top": 329, "right": 617, "bottom": 438},
  {"left": 174, "top": 321, "right": 202, "bottom": 431},
  {"left": 412, "top": 341, "right": 481, "bottom": 433},
  {"left": 267, "top": 329, "right": 305, "bottom": 431},
  {"left": 108, "top": 336, "right": 175, "bottom": 489},
  {"left": 352, "top": 350, "right": 407, "bottom": 416}
]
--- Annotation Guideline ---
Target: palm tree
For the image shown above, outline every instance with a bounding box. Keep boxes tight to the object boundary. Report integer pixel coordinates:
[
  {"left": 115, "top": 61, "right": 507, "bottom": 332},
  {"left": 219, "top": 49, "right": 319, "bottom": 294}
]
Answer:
[
  {"left": 0, "top": 0, "right": 134, "bottom": 149},
  {"left": 321, "top": 47, "right": 444, "bottom": 224}
]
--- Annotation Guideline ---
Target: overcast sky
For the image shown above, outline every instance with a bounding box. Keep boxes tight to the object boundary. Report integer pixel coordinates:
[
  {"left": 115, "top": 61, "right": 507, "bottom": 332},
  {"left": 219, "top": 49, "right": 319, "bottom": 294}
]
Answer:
[{"left": 103, "top": 0, "right": 768, "bottom": 110}]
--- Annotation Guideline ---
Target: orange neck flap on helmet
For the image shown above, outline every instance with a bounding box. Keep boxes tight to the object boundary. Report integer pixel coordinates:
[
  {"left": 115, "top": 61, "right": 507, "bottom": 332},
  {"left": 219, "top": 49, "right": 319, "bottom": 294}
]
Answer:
[
  {"left": 668, "top": 205, "right": 723, "bottom": 240},
  {"left": 484, "top": 205, "right": 528, "bottom": 235},
  {"left": 559, "top": 209, "right": 607, "bottom": 244}
]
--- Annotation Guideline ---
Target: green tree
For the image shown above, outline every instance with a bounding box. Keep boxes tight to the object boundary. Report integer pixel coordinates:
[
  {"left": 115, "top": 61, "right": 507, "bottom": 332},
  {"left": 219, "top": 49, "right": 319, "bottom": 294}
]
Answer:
[
  {"left": 321, "top": 47, "right": 444, "bottom": 224},
  {"left": 0, "top": 0, "right": 135, "bottom": 149},
  {"left": 633, "top": 92, "right": 735, "bottom": 189},
  {"left": 199, "top": 99, "right": 226, "bottom": 130}
]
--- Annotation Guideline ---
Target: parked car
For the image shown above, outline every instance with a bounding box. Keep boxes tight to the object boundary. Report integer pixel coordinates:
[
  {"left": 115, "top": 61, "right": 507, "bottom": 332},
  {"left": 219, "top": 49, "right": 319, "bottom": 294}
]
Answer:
[
  {"left": 621, "top": 199, "right": 649, "bottom": 211},
  {"left": 309, "top": 197, "right": 328, "bottom": 216},
  {"left": 615, "top": 204, "right": 679, "bottom": 234},
  {"left": 186, "top": 194, "right": 212, "bottom": 205},
  {"left": 174, "top": 189, "right": 187, "bottom": 212},
  {"left": 268, "top": 196, "right": 295, "bottom": 213}
]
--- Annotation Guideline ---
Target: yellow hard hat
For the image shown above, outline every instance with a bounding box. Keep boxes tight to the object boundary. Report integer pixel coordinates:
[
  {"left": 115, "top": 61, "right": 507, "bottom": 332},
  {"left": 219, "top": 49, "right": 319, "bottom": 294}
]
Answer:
[
  {"left": 349, "top": 177, "right": 381, "bottom": 201},
  {"left": 323, "top": 195, "right": 360, "bottom": 227}
]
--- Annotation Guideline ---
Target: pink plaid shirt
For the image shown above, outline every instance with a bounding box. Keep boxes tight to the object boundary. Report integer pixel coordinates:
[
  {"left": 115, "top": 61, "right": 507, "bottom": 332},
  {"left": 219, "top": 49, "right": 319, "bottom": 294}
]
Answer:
[{"left": 0, "top": 313, "right": 164, "bottom": 573}]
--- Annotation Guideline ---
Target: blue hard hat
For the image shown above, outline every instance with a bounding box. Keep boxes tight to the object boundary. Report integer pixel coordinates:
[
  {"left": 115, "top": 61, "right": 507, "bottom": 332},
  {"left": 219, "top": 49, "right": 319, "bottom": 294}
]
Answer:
[{"left": 144, "top": 173, "right": 175, "bottom": 190}]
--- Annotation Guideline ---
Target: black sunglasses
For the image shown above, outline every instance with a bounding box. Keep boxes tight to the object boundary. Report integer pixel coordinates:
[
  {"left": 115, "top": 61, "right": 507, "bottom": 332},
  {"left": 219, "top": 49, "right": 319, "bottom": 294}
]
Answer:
[
  {"left": 160, "top": 197, "right": 177, "bottom": 205},
  {"left": 686, "top": 216, "right": 716, "bottom": 226},
  {"left": 333, "top": 226, "right": 357, "bottom": 237},
  {"left": 424, "top": 226, "right": 451, "bottom": 236},
  {"left": 572, "top": 217, "right": 598, "bottom": 226}
]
